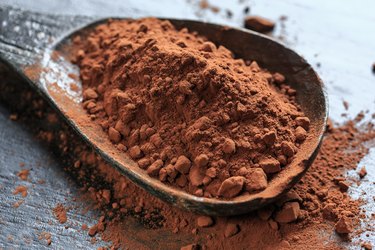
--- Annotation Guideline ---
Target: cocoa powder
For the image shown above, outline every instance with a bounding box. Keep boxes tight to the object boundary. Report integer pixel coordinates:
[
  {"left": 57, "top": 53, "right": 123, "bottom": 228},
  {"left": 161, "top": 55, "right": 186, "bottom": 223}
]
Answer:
[
  {"left": 53, "top": 203, "right": 68, "bottom": 224},
  {"left": 16, "top": 169, "right": 30, "bottom": 181},
  {"left": 38, "top": 232, "right": 52, "bottom": 246},
  {"left": 1, "top": 66, "right": 375, "bottom": 249},
  {"left": 13, "top": 185, "right": 28, "bottom": 197},
  {"left": 244, "top": 16, "right": 276, "bottom": 33},
  {"left": 73, "top": 18, "right": 309, "bottom": 199},
  {"left": 75, "top": 118, "right": 375, "bottom": 249}
]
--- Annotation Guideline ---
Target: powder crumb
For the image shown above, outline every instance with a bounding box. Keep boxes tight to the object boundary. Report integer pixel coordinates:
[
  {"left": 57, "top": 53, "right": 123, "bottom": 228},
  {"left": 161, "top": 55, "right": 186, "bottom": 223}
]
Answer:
[
  {"left": 335, "top": 216, "right": 353, "bottom": 234},
  {"left": 12, "top": 185, "right": 28, "bottom": 197},
  {"left": 361, "top": 242, "right": 373, "bottom": 250},
  {"left": 243, "top": 6, "right": 250, "bottom": 14},
  {"left": 88, "top": 218, "right": 106, "bottom": 237},
  {"left": 274, "top": 202, "right": 300, "bottom": 223},
  {"left": 224, "top": 223, "right": 240, "bottom": 237},
  {"left": 13, "top": 199, "right": 24, "bottom": 208},
  {"left": 222, "top": 138, "right": 236, "bottom": 154},
  {"left": 101, "top": 189, "right": 111, "bottom": 204},
  {"left": 88, "top": 225, "right": 97, "bottom": 237},
  {"left": 198, "top": 0, "right": 219, "bottom": 13},
  {"left": 37, "top": 179, "right": 46, "bottom": 184},
  {"left": 244, "top": 16, "right": 275, "bottom": 33},
  {"left": 196, "top": 216, "right": 214, "bottom": 227},
  {"left": 90, "top": 237, "right": 97, "bottom": 244},
  {"left": 9, "top": 113, "right": 18, "bottom": 121},
  {"left": 358, "top": 166, "right": 367, "bottom": 178},
  {"left": 53, "top": 203, "right": 68, "bottom": 224},
  {"left": 39, "top": 232, "right": 52, "bottom": 246},
  {"left": 16, "top": 169, "right": 30, "bottom": 181},
  {"left": 81, "top": 224, "right": 88, "bottom": 230},
  {"left": 218, "top": 176, "right": 245, "bottom": 198},
  {"left": 337, "top": 180, "right": 350, "bottom": 192},
  {"left": 343, "top": 100, "right": 349, "bottom": 110},
  {"left": 7, "top": 235, "right": 14, "bottom": 242}
]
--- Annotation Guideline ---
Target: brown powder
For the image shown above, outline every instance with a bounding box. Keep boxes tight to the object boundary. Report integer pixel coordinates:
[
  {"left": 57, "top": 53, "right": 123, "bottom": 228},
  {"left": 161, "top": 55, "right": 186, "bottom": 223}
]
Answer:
[
  {"left": 362, "top": 242, "right": 373, "bottom": 250},
  {"left": 78, "top": 118, "right": 375, "bottom": 249},
  {"left": 53, "top": 203, "right": 68, "bottom": 224},
  {"left": 73, "top": 18, "right": 309, "bottom": 199},
  {"left": 1, "top": 40, "right": 374, "bottom": 249},
  {"left": 38, "top": 232, "right": 52, "bottom": 246},
  {"left": 37, "top": 179, "right": 46, "bottom": 184},
  {"left": 244, "top": 16, "right": 276, "bottom": 33},
  {"left": 13, "top": 199, "right": 24, "bottom": 208},
  {"left": 17, "top": 169, "right": 30, "bottom": 181},
  {"left": 198, "top": 0, "right": 220, "bottom": 13},
  {"left": 13, "top": 185, "right": 28, "bottom": 197}
]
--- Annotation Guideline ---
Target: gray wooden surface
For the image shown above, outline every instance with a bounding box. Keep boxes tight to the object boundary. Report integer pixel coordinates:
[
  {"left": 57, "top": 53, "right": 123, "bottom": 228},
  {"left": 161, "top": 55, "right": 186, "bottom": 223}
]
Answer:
[{"left": 0, "top": 0, "right": 374, "bottom": 249}]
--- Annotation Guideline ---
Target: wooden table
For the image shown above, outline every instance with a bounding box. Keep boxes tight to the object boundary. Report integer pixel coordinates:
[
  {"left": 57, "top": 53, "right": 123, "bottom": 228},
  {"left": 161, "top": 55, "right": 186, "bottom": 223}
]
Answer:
[{"left": 0, "top": 0, "right": 374, "bottom": 248}]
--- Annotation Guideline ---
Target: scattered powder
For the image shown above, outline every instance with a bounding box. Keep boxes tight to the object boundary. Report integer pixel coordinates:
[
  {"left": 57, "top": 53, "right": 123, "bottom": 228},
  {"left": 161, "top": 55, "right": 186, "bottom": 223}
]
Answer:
[
  {"left": 12, "top": 185, "right": 28, "bottom": 197},
  {"left": 362, "top": 242, "right": 373, "bottom": 250},
  {"left": 1, "top": 31, "right": 375, "bottom": 249},
  {"left": 16, "top": 169, "right": 30, "bottom": 181},
  {"left": 38, "top": 232, "right": 52, "bottom": 246},
  {"left": 53, "top": 203, "right": 68, "bottom": 224},
  {"left": 9, "top": 113, "right": 18, "bottom": 121},
  {"left": 198, "top": 0, "right": 220, "bottom": 13},
  {"left": 13, "top": 199, "right": 24, "bottom": 208},
  {"left": 244, "top": 16, "right": 276, "bottom": 33},
  {"left": 358, "top": 166, "right": 367, "bottom": 178},
  {"left": 37, "top": 179, "right": 46, "bottom": 184},
  {"left": 72, "top": 118, "right": 375, "bottom": 249},
  {"left": 73, "top": 18, "right": 308, "bottom": 199}
]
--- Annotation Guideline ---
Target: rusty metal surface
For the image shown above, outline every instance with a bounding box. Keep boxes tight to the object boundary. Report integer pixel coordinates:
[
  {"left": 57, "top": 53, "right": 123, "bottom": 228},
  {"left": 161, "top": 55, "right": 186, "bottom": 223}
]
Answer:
[{"left": 0, "top": 0, "right": 374, "bottom": 248}]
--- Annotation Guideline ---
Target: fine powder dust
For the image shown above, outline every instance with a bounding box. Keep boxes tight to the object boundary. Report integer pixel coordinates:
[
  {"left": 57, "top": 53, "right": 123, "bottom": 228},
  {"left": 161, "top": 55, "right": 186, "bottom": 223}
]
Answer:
[
  {"left": 73, "top": 18, "right": 310, "bottom": 199},
  {"left": 1, "top": 66, "right": 374, "bottom": 249},
  {"left": 53, "top": 203, "right": 68, "bottom": 224}
]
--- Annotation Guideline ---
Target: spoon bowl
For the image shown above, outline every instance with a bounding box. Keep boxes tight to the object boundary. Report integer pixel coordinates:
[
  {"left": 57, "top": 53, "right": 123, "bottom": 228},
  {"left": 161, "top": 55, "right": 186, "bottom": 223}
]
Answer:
[{"left": 0, "top": 15, "right": 328, "bottom": 215}]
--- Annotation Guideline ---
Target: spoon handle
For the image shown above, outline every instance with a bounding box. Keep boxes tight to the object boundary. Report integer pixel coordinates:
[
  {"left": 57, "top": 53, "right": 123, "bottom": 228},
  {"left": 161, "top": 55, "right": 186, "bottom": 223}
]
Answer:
[{"left": 0, "top": 6, "right": 90, "bottom": 72}]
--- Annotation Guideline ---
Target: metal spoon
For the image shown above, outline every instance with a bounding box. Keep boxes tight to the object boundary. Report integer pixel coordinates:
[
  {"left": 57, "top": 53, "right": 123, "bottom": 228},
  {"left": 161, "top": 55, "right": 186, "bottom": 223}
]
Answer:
[{"left": 0, "top": 8, "right": 327, "bottom": 216}]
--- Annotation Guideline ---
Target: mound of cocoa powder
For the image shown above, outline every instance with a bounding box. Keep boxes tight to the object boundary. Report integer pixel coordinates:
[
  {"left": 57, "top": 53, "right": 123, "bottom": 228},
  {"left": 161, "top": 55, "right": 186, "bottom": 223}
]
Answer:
[
  {"left": 73, "top": 18, "right": 310, "bottom": 199},
  {"left": 1, "top": 66, "right": 374, "bottom": 249}
]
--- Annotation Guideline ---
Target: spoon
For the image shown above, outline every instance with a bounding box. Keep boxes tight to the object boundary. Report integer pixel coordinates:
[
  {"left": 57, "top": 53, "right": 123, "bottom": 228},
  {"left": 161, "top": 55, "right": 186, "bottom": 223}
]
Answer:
[{"left": 0, "top": 7, "right": 327, "bottom": 216}]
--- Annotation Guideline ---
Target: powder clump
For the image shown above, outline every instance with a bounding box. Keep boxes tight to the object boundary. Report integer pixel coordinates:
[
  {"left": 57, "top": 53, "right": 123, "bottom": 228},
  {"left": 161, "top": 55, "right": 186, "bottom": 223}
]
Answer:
[
  {"left": 73, "top": 17, "right": 308, "bottom": 200},
  {"left": 53, "top": 203, "right": 68, "bottom": 224}
]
